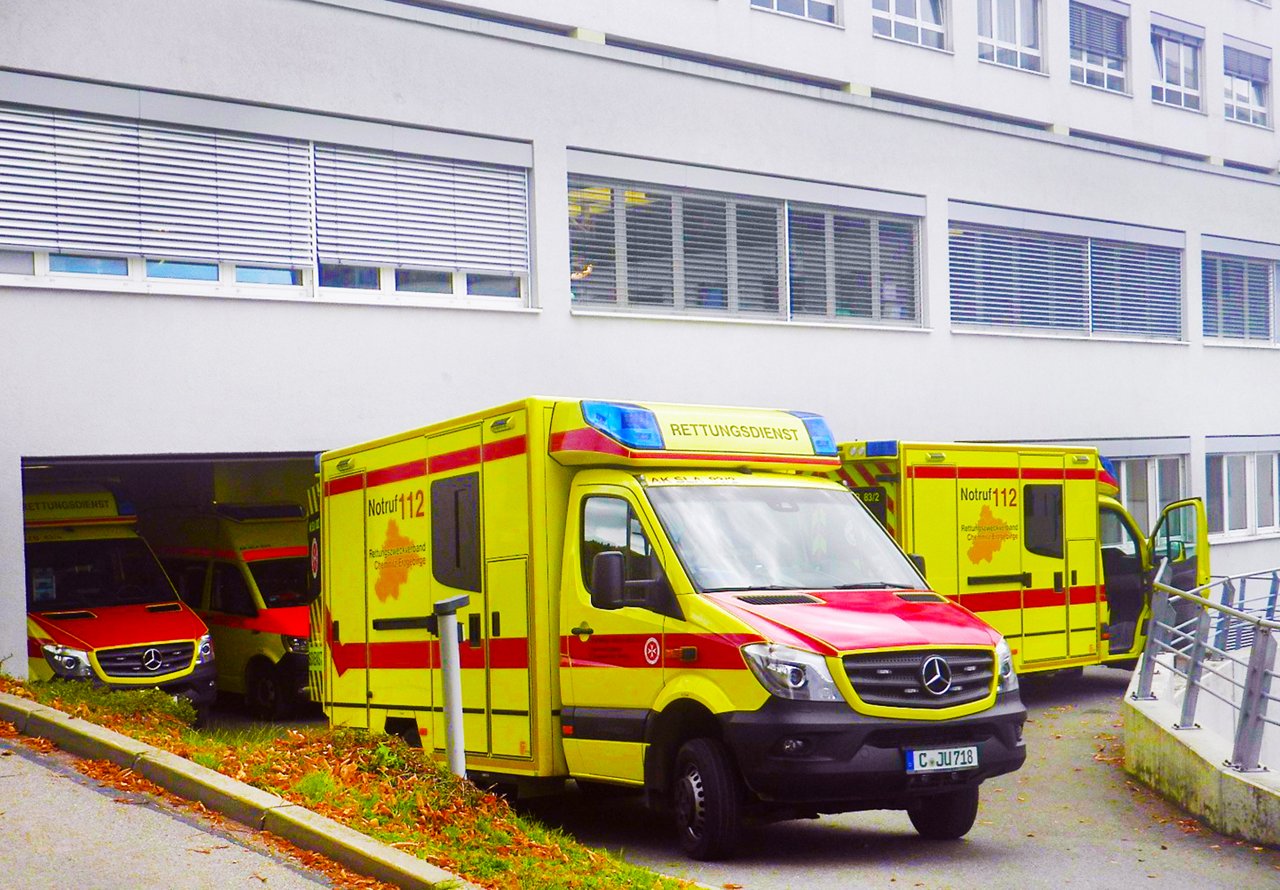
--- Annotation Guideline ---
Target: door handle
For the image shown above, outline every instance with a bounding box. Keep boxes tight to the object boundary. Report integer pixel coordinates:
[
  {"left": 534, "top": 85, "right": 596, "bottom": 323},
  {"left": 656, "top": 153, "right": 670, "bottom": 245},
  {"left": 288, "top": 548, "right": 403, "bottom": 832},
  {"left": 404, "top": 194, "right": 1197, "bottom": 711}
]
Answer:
[
  {"left": 1053, "top": 571, "right": 1064, "bottom": 592},
  {"left": 966, "top": 573, "right": 1031, "bottom": 587},
  {"left": 571, "top": 622, "right": 594, "bottom": 640}
]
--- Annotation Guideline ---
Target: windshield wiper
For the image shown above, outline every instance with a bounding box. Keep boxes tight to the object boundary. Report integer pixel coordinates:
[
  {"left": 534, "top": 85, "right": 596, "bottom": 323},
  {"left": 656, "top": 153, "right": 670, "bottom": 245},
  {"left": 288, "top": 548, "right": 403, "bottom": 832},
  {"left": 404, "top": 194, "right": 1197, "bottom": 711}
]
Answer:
[
  {"left": 829, "top": 581, "right": 914, "bottom": 590},
  {"left": 701, "top": 584, "right": 802, "bottom": 593}
]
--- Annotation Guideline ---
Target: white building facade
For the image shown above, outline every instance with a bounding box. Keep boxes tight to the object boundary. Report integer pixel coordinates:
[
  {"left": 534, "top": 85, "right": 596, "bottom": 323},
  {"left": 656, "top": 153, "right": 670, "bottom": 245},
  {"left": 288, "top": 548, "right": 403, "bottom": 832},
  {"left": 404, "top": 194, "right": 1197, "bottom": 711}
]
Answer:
[{"left": 1, "top": 0, "right": 1279, "bottom": 674}]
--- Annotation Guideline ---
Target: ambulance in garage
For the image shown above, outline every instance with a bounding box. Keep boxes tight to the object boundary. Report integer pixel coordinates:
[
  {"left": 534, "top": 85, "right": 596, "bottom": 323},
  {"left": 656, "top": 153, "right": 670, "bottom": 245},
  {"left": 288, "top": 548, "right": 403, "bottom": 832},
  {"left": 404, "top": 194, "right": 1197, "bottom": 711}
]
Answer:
[
  {"left": 23, "top": 485, "right": 216, "bottom": 720},
  {"left": 145, "top": 504, "right": 313, "bottom": 719},
  {"left": 834, "top": 441, "right": 1210, "bottom": 675},
  {"left": 311, "top": 398, "right": 1026, "bottom": 859}
]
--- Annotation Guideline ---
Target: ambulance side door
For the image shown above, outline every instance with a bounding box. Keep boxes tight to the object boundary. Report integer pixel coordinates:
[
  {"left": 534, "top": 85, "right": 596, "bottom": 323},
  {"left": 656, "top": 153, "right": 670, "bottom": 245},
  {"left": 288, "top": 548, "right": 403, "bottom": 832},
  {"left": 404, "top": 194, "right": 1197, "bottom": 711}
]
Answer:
[
  {"left": 1146, "top": 499, "right": 1211, "bottom": 627},
  {"left": 1019, "top": 453, "right": 1069, "bottom": 665},
  {"left": 560, "top": 484, "right": 670, "bottom": 784}
]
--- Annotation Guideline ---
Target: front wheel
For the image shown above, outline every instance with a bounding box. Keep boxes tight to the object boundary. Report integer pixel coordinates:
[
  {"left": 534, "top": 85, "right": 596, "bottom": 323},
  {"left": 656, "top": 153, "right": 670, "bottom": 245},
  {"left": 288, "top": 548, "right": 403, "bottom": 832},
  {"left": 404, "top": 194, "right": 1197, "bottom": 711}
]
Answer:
[
  {"left": 672, "top": 737, "right": 743, "bottom": 860},
  {"left": 907, "top": 786, "right": 980, "bottom": 840},
  {"left": 245, "top": 660, "right": 286, "bottom": 721}
]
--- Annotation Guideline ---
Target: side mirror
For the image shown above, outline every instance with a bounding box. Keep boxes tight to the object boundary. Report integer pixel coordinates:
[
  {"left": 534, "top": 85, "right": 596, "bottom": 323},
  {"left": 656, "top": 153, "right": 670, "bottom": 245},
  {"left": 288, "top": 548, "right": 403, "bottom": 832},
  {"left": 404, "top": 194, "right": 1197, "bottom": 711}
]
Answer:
[
  {"left": 909, "top": 553, "right": 927, "bottom": 580},
  {"left": 591, "top": 551, "right": 625, "bottom": 610}
]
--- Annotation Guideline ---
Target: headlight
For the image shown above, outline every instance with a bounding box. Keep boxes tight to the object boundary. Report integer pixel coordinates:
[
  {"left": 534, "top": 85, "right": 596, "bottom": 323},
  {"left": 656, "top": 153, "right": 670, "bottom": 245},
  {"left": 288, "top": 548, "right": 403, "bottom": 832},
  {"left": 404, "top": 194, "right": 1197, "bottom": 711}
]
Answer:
[
  {"left": 742, "top": 643, "right": 842, "bottom": 702},
  {"left": 42, "top": 644, "right": 93, "bottom": 680},
  {"left": 996, "top": 637, "right": 1018, "bottom": 693},
  {"left": 195, "top": 634, "right": 215, "bottom": 664},
  {"left": 283, "top": 635, "right": 310, "bottom": 655}
]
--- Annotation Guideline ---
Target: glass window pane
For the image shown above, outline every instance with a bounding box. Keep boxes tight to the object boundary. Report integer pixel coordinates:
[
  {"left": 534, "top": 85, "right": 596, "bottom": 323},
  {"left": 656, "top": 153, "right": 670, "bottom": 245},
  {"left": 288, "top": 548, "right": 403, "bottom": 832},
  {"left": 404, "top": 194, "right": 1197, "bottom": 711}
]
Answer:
[
  {"left": 778, "top": 0, "right": 804, "bottom": 14},
  {"left": 50, "top": 254, "right": 128, "bottom": 275},
  {"left": 1227, "top": 454, "right": 1248, "bottom": 531},
  {"left": 466, "top": 274, "right": 520, "bottom": 298},
  {"left": 996, "top": 0, "right": 1015, "bottom": 43},
  {"left": 146, "top": 259, "right": 219, "bottom": 281},
  {"left": 395, "top": 269, "right": 453, "bottom": 293},
  {"left": 1206, "top": 455, "right": 1224, "bottom": 533},
  {"left": 0, "top": 250, "right": 34, "bottom": 274},
  {"left": 1121, "top": 459, "right": 1150, "bottom": 527},
  {"left": 319, "top": 264, "right": 379, "bottom": 289},
  {"left": 1020, "top": 0, "right": 1039, "bottom": 50},
  {"left": 1257, "top": 454, "right": 1276, "bottom": 529},
  {"left": 236, "top": 266, "right": 301, "bottom": 285},
  {"left": 978, "top": 0, "right": 992, "bottom": 38},
  {"left": 922, "top": 0, "right": 943, "bottom": 26},
  {"left": 1157, "top": 458, "right": 1181, "bottom": 509}
]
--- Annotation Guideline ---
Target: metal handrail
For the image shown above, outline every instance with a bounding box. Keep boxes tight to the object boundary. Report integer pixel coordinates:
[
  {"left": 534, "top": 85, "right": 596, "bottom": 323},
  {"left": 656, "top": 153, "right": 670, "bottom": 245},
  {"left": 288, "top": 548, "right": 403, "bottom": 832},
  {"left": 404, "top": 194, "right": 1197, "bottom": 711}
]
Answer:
[{"left": 1132, "top": 564, "right": 1279, "bottom": 773}]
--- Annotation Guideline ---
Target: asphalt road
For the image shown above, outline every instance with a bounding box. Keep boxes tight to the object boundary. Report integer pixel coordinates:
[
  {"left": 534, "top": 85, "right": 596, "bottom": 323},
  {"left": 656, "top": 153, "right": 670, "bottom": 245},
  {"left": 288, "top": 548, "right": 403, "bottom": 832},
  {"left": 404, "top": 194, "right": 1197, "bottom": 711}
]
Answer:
[
  {"left": 528, "top": 667, "right": 1280, "bottom": 890},
  {"left": 0, "top": 736, "right": 332, "bottom": 889}
]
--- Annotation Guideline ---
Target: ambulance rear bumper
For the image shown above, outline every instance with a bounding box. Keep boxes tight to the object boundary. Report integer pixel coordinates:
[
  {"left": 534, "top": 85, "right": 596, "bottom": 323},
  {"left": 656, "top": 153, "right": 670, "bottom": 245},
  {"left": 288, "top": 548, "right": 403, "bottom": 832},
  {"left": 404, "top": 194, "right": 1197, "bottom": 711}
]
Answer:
[{"left": 720, "top": 692, "right": 1026, "bottom": 806}]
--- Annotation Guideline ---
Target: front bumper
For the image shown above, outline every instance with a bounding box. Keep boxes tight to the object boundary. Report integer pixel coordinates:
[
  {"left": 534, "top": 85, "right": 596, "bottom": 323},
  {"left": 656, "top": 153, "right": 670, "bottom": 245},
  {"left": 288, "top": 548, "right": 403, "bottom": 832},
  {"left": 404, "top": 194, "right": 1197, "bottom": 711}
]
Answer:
[
  {"left": 720, "top": 692, "right": 1026, "bottom": 808},
  {"left": 277, "top": 651, "right": 311, "bottom": 701},
  {"left": 98, "top": 660, "right": 218, "bottom": 708}
]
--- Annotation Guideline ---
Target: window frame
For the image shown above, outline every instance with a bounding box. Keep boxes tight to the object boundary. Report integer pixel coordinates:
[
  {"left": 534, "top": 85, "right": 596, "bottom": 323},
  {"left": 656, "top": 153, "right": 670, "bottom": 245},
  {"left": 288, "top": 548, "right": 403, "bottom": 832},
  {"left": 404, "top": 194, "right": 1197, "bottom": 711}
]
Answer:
[
  {"left": 1109, "top": 455, "right": 1186, "bottom": 531},
  {"left": 1223, "top": 70, "right": 1271, "bottom": 128},
  {"left": 977, "top": 0, "right": 1043, "bottom": 73},
  {"left": 871, "top": 0, "right": 949, "bottom": 51},
  {"left": 1150, "top": 29, "right": 1202, "bottom": 111},
  {"left": 1068, "top": 2, "right": 1129, "bottom": 94},
  {"left": 1201, "top": 252, "right": 1277, "bottom": 343},
  {"left": 749, "top": 0, "right": 840, "bottom": 27},
  {"left": 1206, "top": 451, "right": 1280, "bottom": 538}
]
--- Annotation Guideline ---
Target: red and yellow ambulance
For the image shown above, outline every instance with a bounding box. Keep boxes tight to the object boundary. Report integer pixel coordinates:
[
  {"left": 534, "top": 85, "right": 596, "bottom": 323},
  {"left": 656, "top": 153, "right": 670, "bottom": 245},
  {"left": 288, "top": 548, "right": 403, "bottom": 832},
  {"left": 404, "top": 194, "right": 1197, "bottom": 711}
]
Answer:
[
  {"left": 145, "top": 505, "right": 312, "bottom": 719},
  {"left": 23, "top": 485, "right": 216, "bottom": 719},
  {"left": 312, "top": 399, "right": 1027, "bottom": 859},
  {"left": 835, "top": 441, "right": 1210, "bottom": 674}
]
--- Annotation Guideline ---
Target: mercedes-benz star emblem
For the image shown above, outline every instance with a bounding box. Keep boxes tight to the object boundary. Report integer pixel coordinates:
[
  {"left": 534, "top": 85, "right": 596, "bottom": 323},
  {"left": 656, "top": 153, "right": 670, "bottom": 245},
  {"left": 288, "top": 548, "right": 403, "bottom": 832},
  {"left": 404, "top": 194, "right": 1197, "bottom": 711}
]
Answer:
[
  {"left": 141, "top": 648, "right": 164, "bottom": 672},
  {"left": 920, "top": 654, "right": 952, "bottom": 696}
]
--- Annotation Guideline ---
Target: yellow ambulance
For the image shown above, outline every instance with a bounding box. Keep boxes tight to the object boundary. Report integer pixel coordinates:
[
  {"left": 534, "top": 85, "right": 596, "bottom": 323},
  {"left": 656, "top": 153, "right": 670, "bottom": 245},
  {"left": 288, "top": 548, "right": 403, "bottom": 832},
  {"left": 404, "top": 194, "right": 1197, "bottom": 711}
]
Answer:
[
  {"left": 312, "top": 398, "right": 1027, "bottom": 859},
  {"left": 145, "top": 505, "right": 312, "bottom": 719},
  {"left": 835, "top": 441, "right": 1210, "bottom": 675},
  {"left": 23, "top": 485, "right": 216, "bottom": 719}
]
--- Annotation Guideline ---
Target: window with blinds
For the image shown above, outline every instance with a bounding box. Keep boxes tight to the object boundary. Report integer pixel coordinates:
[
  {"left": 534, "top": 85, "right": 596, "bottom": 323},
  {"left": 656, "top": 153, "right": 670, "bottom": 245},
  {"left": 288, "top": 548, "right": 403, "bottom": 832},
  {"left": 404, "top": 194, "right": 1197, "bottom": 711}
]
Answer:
[
  {"left": 949, "top": 222, "right": 1183, "bottom": 339},
  {"left": 568, "top": 175, "right": 784, "bottom": 316},
  {"left": 314, "top": 144, "right": 529, "bottom": 275},
  {"left": 569, "top": 175, "right": 921, "bottom": 324},
  {"left": 1069, "top": 2, "right": 1128, "bottom": 92},
  {"left": 0, "top": 103, "right": 533, "bottom": 301},
  {"left": 788, "top": 205, "right": 919, "bottom": 322},
  {"left": 1203, "top": 252, "right": 1275, "bottom": 341},
  {"left": 0, "top": 105, "right": 312, "bottom": 265}
]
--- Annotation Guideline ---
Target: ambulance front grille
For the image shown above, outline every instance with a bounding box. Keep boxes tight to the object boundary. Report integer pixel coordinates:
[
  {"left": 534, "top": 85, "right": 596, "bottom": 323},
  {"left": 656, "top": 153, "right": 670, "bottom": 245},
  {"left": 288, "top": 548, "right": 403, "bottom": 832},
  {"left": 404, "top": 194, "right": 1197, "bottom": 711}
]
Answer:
[
  {"left": 842, "top": 650, "right": 994, "bottom": 709},
  {"left": 97, "top": 642, "right": 194, "bottom": 678}
]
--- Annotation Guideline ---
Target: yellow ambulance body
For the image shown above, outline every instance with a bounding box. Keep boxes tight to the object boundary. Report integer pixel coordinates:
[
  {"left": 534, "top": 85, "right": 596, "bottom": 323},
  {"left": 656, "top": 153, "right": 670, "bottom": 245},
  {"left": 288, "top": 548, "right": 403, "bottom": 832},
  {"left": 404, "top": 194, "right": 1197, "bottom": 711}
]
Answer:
[
  {"left": 23, "top": 485, "right": 216, "bottom": 717},
  {"left": 836, "top": 441, "right": 1210, "bottom": 675},
  {"left": 145, "top": 505, "right": 312, "bottom": 719},
  {"left": 314, "top": 399, "right": 1027, "bottom": 859}
]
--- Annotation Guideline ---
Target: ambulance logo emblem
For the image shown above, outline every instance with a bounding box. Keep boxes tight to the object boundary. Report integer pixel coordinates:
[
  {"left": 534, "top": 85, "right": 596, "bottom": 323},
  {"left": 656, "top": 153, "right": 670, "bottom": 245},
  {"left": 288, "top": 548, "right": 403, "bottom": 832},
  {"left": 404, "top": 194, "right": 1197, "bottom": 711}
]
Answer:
[{"left": 643, "top": 637, "right": 661, "bottom": 666}]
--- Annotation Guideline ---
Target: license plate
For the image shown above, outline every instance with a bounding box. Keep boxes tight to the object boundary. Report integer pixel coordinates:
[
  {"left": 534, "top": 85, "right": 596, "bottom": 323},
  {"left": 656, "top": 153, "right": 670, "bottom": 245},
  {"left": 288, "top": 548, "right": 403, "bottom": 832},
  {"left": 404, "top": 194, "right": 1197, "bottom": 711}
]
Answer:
[{"left": 905, "top": 745, "right": 979, "bottom": 773}]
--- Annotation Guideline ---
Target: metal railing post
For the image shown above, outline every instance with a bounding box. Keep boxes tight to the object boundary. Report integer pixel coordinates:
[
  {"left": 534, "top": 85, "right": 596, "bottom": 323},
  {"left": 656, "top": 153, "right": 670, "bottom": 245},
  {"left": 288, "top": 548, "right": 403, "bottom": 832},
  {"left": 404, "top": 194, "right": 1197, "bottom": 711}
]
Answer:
[
  {"left": 1176, "top": 607, "right": 1213, "bottom": 730},
  {"left": 1134, "top": 588, "right": 1172, "bottom": 701},
  {"left": 1214, "top": 579, "right": 1235, "bottom": 652},
  {"left": 1229, "top": 626, "right": 1277, "bottom": 773},
  {"left": 1266, "top": 572, "right": 1279, "bottom": 622},
  {"left": 434, "top": 593, "right": 470, "bottom": 778}
]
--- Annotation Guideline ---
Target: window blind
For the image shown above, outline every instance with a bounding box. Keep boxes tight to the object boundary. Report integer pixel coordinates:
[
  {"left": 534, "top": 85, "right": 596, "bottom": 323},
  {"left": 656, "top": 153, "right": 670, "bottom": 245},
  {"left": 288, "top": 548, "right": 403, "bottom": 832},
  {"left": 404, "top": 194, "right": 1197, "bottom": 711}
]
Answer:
[
  {"left": 1151, "top": 25, "right": 1200, "bottom": 47},
  {"left": 1225, "top": 47, "right": 1270, "bottom": 84},
  {"left": 1203, "top": 252, "right": 1274, "bottom": 340},
  {"left": 1069, "top": 2, "right": 1126, "bottom": 57},
  {"left": 314, "top": 144, "right": 529, "bottom": 274},
  {"left": 949, "top": 222, "right": 1183, "bottom": 339},
  {"left": 567, "top": 175, "right": 783, "bottom": 316},
  {"left": 0, "top": 105, "right": 313, "bottom": 264},
  {"left": 789, "top": 205, "right": 919, "bottom": 321}
]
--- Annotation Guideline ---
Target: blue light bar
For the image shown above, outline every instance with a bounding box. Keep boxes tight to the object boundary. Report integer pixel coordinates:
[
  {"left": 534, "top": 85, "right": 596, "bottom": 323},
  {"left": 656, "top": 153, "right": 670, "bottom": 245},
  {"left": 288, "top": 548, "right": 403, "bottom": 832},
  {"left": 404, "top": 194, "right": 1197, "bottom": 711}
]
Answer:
[
  {"left": 865, "top": 440, "right": 899, "bottom": 458},
  {"left": 581, "top": 401, "right": 665, "bottom": 450},
  {"left": 788, "top": 412, "right": 838, "bottom": 457}
]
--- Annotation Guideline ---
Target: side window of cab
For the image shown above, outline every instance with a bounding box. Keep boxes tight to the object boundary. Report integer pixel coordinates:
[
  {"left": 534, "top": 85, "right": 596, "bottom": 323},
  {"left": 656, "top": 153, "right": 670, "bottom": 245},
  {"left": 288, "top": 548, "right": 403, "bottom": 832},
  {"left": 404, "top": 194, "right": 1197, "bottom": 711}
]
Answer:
[
  {"left": 211, "top": 563, "right": 257, "bottom": 617},
  {"left": 581, "top": 496, "right": 659, "bottom": 604},
  {"left": 163, "top": 559, "right": 209, "bottom": 609}
]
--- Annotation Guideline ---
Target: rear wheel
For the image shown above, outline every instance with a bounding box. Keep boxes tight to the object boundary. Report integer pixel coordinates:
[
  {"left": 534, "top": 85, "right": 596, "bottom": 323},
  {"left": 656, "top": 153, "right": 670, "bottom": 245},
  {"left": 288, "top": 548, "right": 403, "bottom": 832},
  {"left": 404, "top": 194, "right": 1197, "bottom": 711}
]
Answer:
[
  {"left": 245, "top": 660, "right": 285, "bottom": 721},
  {"left": 908, "top": 786, "right": 980, "bottom": 840},
  {"left": 672, "top": 737, "right": 742, "bottom": 860}
]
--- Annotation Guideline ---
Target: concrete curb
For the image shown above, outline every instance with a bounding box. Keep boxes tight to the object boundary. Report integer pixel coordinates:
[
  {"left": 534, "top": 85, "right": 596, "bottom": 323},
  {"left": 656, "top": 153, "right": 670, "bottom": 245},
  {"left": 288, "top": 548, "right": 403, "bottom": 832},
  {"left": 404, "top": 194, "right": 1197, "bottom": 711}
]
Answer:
[
  {"left": 1123, "top": 678, "right": 1280, "bottom": 847},
  {"left": 0, "top": 691, "right": 481, "bottom": 890}
]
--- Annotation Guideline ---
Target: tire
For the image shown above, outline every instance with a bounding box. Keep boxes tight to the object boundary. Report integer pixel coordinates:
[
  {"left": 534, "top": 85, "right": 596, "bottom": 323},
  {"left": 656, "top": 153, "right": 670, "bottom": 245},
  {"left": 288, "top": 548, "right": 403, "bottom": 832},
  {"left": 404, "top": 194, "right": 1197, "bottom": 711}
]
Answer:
[
  {"left": 672, "top": 738, "right": 743, "bottom": 860},
  {"left": 245, "top": 660, "right": 285, "bottom": 721},
  {"left": 908, "top": 786, "right": 980, "bottom": 840}
]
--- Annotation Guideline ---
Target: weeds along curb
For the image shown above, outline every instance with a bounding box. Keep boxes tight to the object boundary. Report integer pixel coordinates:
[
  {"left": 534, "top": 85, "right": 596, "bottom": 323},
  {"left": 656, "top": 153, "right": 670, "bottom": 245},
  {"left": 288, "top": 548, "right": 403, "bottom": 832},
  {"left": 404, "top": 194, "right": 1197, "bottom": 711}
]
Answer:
[{"left": 0, "top": 691, "right": 479, "bottom": 890}]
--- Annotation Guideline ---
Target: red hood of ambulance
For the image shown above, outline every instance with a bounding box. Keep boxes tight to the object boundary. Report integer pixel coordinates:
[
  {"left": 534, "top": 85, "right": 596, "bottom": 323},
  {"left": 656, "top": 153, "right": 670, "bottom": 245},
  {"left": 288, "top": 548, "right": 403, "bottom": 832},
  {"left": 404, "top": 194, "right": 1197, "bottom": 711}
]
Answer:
[
  {"left": 707, "top": 590, "right": 998, "bottom": 656},
  {"left": 30, "top": 604, "right": 208, "bottom": 651}
]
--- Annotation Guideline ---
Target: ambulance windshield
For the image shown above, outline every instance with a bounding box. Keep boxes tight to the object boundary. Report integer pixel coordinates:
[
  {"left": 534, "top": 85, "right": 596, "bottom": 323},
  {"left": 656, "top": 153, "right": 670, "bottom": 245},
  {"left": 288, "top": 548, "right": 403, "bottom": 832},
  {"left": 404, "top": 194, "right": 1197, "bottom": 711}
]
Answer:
[
  {"left": 248, "top": 557, "right": 315, "bottom": 608},
  {"left": 25, "top": 539, "right": 178, "bottom": 611},
  {"left": 647, "top": 485, "right": 923, "bottom": 592}
]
